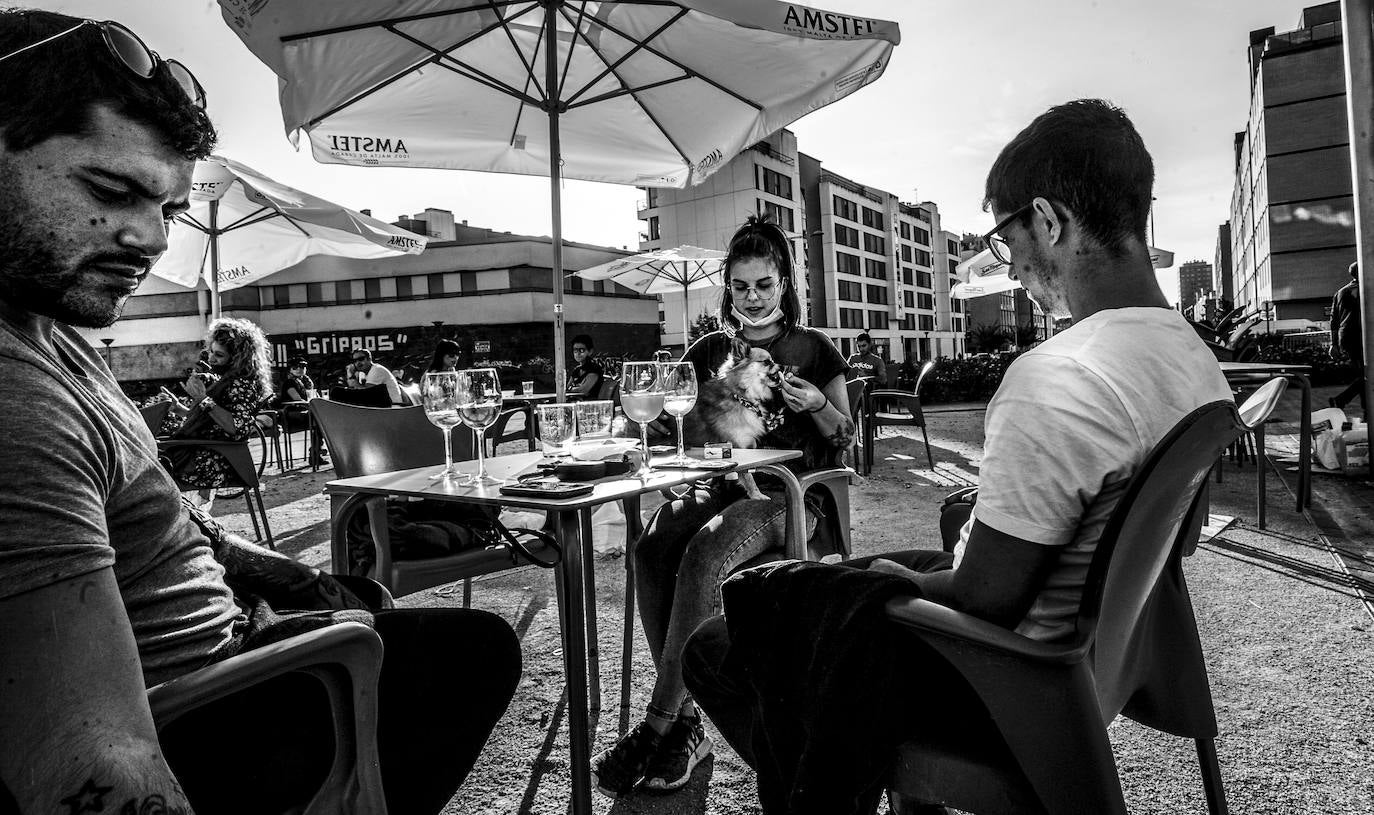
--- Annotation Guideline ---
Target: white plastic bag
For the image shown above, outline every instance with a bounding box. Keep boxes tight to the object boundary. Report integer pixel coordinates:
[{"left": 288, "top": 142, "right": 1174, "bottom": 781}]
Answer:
[{"left": 590, "top": 501, "right": 627, "bottom": 557}]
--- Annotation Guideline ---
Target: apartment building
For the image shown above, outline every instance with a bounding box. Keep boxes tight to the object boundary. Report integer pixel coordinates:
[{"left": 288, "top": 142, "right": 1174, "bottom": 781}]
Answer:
[
  {"left": 1177, "top": 260, "right": 1214, "bottom": 312},
  {"left": 1228, "top": 2, "right": 1355, "bottom": 322}
]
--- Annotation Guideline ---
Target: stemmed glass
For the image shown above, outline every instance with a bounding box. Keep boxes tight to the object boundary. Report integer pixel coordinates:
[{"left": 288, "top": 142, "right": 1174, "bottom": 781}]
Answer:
[
  {"left": 659, "top": 362, "right": 698, "bottom": 465},
  {"left": 458, "top": 367, "right": 505, "bottom": 486},
  {"left": 422, "top": 371, "right": 467, "bottom": 483},
  {"left": 620, "top": 361, "right": 665, "bottom": 477}
]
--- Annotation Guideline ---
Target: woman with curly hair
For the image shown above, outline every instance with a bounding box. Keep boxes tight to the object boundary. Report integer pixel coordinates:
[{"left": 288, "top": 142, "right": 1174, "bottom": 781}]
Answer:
[{"left": 162, "top": 318, "right": 274, "bottom": 504}]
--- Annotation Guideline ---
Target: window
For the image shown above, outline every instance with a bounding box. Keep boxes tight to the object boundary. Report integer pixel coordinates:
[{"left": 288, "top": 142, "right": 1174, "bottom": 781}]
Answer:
[
  {"left": 864, "top": 258, "right": 886, "bottom": 279},
  {"left": 835, "top": 224, "right": 859, "bottom": 248},
  {"left": 903, "top": 290, "right": 915, "bottom": 308},
  {"left": 334, "top": 281, "right": 353, "bottom": 303},
  {"left": 839, "top": 307, "right": 864, "bottom": 329},
  {"left": 429, "top": 273, "right": 446, "bottom": 295},
  {"left": 861, "top": 207, "right": 884, "bottom": 230},
  {"left": 914, "top": 208, "right": 931, "bottom": 223},
  {"left": 863, "top": 232, "right": 885, "bottom": 254},
  {"left": 836, "top": 251, "right": 861, "bottom": 275},
  {"left": 948, "top": 258, "right": 959, "bottom": 276},
  {"left": 900, "top": 314, "right": 916, "bottom": 331},
  {"left": 869, "top": 310, "right": 889, "bottom": 330},
  {"left": 838, "top": 280, "right": 862, "bottom": 301},
  {"left": 916, "top": 270, "right": 933, "bottom": 288},
  {"left": 917, "top": 292, "right": 935, "bottom": 310},
  {"left": 913, "top": 248, "right": 932, "bottom": 267},
  {"left": 759, "top": 199, "right": 795, "bottom": 232},
  {"left": 833, "top": 195, "right": 857, "bottom": 221},
  {"left": 918, "top": 314, "right": 935, "bottom": 331},
  {"left": 913, "top": 225, "right": 931, "bottom": 245},
  {"left": 900, "top": 245, "right": 912, "bottom": 263},
  {"left": 899, "top": 222, "right": 910, "bottom": 240},
  {"left": 866, "top": 284, "right": 888, "bottom": 305},
  {"left": 902, "top": 267, "right": 913, "bottom": 285},
  {"left": 947, "top": 238, "right": 959, "bottom": 255},
  {"left": 647, "top": 215, "right": 660, "bottom": 241},
  {"left": 951, "top": 299, "right": 963, "bottom": 314},
  {"left": 395, "top": 277, "right": 412, "bottom": 299},
  {"left": 758, "top": 166, "right": 793, "bottom": 200}
]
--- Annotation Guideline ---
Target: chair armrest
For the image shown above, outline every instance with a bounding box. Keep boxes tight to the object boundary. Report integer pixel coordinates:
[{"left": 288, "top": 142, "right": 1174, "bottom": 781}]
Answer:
[
  {"left": 156, "top": 439, "right": 257, "bottom": 487},
  {"left": 796, "top": 465, "right": 853, "bottom": 494},
  {"left": 147, "top": 622, "right": 383, "bottom": 726},
  {"left": 885, "top": 596, "right": 1085, "bottom": 666}
]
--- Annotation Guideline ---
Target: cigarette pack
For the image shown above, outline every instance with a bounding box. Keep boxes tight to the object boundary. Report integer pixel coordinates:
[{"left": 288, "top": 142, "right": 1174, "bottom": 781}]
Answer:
[{"left": 704, "top": 441, "right": 733, "bottom": 459}]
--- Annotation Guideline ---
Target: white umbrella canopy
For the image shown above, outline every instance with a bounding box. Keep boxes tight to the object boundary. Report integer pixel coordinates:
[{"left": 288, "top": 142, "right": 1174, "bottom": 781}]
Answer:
[
  {"left": 572, "top": 245, "right": 724, "bottom": 344},
  {"left": 158, "top": 155, "right": 429, "bottom": 316},
  {"left": 951, "top": 245, "right": 1176, "bottom": 299},
  {"left": 218, "top": 0, "right": 900, "bottom": 394}
]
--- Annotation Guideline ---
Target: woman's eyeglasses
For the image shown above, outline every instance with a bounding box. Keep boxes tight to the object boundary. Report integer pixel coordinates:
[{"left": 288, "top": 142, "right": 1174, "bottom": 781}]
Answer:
[{"left": 0, "top": 18, "right": 205, "bottom": 109}]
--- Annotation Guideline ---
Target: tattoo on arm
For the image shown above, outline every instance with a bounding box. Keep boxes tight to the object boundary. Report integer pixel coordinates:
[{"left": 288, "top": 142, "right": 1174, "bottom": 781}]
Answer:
[
  {"left": 826, "top": 418, "right": 855, "bottom": 450},
  {"left": 59, "top": 777, "right": 191, "bottom": 815}
]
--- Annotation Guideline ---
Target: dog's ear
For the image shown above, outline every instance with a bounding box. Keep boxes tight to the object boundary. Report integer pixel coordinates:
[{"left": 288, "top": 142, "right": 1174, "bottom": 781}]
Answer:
[{"left": 729, "top": 335, "right": 751, "bottom": 363}]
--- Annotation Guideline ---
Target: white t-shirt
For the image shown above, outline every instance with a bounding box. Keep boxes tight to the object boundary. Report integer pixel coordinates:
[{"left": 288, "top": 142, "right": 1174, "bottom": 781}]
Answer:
[
  {"left": 952, "top": 307, "right": 1233, "bottom": 642},
  {"left": 363, "top": 364, "right": 402, "bottom": 404}
]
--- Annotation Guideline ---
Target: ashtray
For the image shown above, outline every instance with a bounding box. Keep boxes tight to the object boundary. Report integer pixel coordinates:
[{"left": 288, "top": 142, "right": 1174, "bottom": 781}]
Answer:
[{"left": 540, "top": 457, "right": 632, "bottom": 480}]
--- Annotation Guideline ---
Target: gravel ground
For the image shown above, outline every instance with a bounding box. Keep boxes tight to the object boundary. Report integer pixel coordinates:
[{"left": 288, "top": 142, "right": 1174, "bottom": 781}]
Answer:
[{"left": 218, "top": 386, "right": 1374, "bottom": 815}]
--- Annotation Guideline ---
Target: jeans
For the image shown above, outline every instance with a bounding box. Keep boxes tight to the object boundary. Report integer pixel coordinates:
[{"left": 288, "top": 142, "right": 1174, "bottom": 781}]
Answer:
[{"left": 635, "top": 478, "right": 818, "bottom": 714}]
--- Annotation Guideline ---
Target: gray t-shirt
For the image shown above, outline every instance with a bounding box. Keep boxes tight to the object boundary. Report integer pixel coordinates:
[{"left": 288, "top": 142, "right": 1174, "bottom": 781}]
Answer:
[{"left": 0, "top": 319, "right": 239, "bottom": 686}]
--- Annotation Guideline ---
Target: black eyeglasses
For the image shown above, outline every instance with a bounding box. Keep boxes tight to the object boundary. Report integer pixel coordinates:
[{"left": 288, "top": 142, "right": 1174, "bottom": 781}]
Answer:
[
  {"left": 0, "top": 19, "right": 205, "bottom": 109},
  {"left": 982, "top": 203, "right": 1035, "bottom": 265}
]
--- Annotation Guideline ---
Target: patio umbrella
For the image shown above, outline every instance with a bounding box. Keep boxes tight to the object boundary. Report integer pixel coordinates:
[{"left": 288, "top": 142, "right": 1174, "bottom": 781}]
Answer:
[
  {"left": 951, "top": 245, "right": 1176, "bottom": 299},
  {"left": 158, "top": 155, "right": 429, "bottom": 317},
  {"left": 571, "top": 245, "right": 724, "bottom": 346},
  {"left": 218, "top": 0, "right": 900, "bottom": 395}
]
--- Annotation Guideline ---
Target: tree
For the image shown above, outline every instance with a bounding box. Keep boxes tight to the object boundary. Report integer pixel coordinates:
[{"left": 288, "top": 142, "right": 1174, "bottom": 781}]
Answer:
[
  {"left": 1013, "top": 321, "right": 1043, "bottom": 349},
  {"left": 688, "top": 312, "right": 720, "bottom": 344},
  {"left": 965, "top": 322, "right": 1012, "bottom": 354}
]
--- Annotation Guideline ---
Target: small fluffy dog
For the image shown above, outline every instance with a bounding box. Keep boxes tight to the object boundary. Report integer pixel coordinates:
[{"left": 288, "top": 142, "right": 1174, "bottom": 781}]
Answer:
[{"left": 682, "top": 337, "right": 787, "bottom": 499}]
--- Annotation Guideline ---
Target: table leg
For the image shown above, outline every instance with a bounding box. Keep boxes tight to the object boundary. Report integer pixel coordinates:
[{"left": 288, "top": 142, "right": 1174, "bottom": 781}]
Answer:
[
  {"left": 1256, "top": 422, "right": 1267, "bottom": 529},
  {"left": 310, "top": 410, "right": 319, "bottom": 473},
  {"left": 553, "top": 509, "right": 593, "bottom": 815},
  {"left": 579, "top": 508, "right": 601, "bottom": 716},
  {"left": 1294, "top": 374, "right": 1311, "bottom": 511},
  {"left": 619, "top": 497, "right": 642, "bottom": 736},
  {"left": 755, "top": 464, "right": 807, "bottom": 560}
]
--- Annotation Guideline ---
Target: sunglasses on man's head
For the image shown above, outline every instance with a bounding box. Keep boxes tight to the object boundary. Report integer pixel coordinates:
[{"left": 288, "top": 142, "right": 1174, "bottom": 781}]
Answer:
[{"left": 0, "top": 18, "right": 205, "bottom": 108}]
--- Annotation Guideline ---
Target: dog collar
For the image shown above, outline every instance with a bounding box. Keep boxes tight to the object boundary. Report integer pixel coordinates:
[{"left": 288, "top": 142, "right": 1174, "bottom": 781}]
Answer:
[{"left": 733, "top": 395, "right": 786, "bottom": 432}]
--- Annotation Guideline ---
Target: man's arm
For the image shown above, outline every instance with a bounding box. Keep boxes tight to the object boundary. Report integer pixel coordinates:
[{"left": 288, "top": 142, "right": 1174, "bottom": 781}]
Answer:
[
  {"left": 1330, "top": 290, "right": 1343, "bottom": 357},
  {"left": 568, "top": 371, "right": 600, "bottom": 397},
  {"left": 0, "top": 568, "right": 194, "bottom": 813},
  {"left": 870, "top": 519, "right": 1058, "bottom": 627}
]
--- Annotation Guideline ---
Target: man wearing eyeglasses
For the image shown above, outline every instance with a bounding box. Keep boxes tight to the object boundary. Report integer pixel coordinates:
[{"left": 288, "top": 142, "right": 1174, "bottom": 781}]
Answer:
[
  {"left": 344, "top": 347, "right": 404, "bottom": 405},
  {"left": 682, "top": 100, "right": 1233, "bottom": 813},
  {"left": 0, "top": 10, "right": 518, "bottom": 815}
]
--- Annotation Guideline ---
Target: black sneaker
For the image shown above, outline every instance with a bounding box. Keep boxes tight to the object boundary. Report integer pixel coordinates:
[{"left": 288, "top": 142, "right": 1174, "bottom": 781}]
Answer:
[
  {"left": 641, "top": 713, "right": 712, "bottom": 793},
  {"left": 592, "top": 721, "right": 663, "bottom": 799}
]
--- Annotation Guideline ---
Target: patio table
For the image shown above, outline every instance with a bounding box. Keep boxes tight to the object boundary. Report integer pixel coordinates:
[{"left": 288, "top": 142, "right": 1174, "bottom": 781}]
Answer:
[
  {"left": 1219, "top": 361, "right": 1313, "bottom": 511},
  {"left": 324, "top": 447, "right": 803, "bottom": 815}
]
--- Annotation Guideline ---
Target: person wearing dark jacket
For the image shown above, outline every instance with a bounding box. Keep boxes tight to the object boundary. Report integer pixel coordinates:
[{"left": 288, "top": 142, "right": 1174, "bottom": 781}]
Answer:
[{"left": 1329, "top": 262, "right": 1364, "bottom": 410}]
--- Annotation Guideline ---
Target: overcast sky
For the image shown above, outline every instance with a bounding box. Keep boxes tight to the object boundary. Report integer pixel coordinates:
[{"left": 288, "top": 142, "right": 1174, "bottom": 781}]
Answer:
[{"left": 41, "top": 0, "right": 1323, "bottom": 302}]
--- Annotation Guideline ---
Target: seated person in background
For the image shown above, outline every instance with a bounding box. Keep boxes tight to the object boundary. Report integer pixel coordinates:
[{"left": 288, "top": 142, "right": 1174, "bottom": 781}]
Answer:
[
  {"left": 568, "top": 333, "right": 604, "bottom": 398},
  {"left": 846, "top": 332, "right": 886, "bottom": 388},
  {"left": 0, "top": 10, "right": 520, "bottom": 814},
  {"left": 681, "top": 99, "right": 1235, "bottom": 814},
  {"left": 429, "top": 338, "right": 463, "bottom": 373},
  {"left": 161, "top": 317, "right": 274, "bottom": 506},
  {"left": 277, "top": 357, "right": 326, "bottom": 466},
  {"left": 342, "top": 348, "right": 402, "bottom": 405}
]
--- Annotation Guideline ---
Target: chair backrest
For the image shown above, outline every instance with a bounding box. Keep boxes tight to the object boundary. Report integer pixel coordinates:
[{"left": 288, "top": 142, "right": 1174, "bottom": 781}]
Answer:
[
  {"left": 845, "top": 379, "right": 866, "bottom": 422},
  {"left": 912, "top": 359, "right": 936, "bottom": 396},
  {"left": 1074, "top": 400, "right": 1243, "bottom": 720},
  {"left": 397, "top": 383, "right": 421, "bottom": 407},
  {"left": 1237, "top": 376, "right": 1287, "bottom": 430},
  {"left": 310, "top": 399, "right": 475, "bottom": 478},
  {"left": 139, "top": 401, "right": 172, "bottom": 435}
]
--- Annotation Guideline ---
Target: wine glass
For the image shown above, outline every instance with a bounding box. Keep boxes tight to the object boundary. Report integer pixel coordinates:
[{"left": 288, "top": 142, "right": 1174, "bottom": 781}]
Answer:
[
  {"left": 458, "top": 368, "right": 505, "bottom": 486},
  {"left": 422, "top": 371, "right": 467, "bottom": 483},
  {"left": 659, "top": 362, "right": 698, "bottom": 465},
  {"left": 621, "top": 361, "right": 665, "bottom": 477}
]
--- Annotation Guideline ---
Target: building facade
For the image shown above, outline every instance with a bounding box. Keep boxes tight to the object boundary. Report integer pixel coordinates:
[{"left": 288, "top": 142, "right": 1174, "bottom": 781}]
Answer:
[
  {"left": 1229, "top": 2, "right": 1355, "bottom": 323},
  {"left": 637, "top": 129, "right": 968, "bottom": 365},
  {"left": 1177, "top": 260, "right": 1214, "bottom": 313},
  {"left": 1214, "top": 222, "right": 1234, "bottom": 305},
  {"left": 80, "top": 210, "right": 660, "bottom": 386}
]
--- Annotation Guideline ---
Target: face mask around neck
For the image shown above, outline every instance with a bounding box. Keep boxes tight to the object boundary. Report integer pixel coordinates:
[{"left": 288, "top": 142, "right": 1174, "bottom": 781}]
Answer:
[{"left": 731, "top": 304, "right": 784, "bottom": 329}]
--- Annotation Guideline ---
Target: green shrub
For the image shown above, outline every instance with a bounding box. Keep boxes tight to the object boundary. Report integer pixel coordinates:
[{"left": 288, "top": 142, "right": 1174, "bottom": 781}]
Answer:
[{"left": 922, "top": 353, "right": 1022, "bottom": 404}]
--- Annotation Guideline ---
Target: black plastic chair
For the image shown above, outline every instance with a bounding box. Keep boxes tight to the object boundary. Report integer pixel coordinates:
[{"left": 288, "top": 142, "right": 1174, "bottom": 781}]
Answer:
[
  {"left": 158, "top": 436, "right": 275, "bottom": 549},
  {"left": 885, "top": 400, "right": 1242, "bottom": 815},
  {"left": 864, "top": 360, "right": 936, "bottom": 474}
]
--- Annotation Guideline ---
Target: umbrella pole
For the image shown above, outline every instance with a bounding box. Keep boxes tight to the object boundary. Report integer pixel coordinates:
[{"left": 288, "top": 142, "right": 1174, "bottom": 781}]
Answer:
[
  {"left": 208, "top": 198, "right": 221, "bottom": 320},
  {"left": 547, "top": 7, "right": 567, "bottom": 402},
  {"left": 682, "top": 279, "right": 690, "bottom": 354},
  {"left": 1341, "top": 0, "right": 1374, "bottom": 477}
]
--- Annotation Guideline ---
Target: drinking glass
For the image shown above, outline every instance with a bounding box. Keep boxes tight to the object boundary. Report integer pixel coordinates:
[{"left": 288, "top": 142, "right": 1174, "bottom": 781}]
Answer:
[
  {"left": 521, "top": 380, "right": 535, "bottom": 396},
  {"left": 659, "top": 362, "right": 698, "bottom": 465},
  {"left": 620, "top": 362, "right": 665, "bottom": 477},
  {"left": 575, "top": 399, "right": 614, "bottom": 441},
  {"left": 458, "top": 367, "right": 504, "bottom": 485},
  {"left": 538, "top": 402, "right": 577, "bottom": 457},
  {"left": 422, "top": 371, "right": 467, "bottom": 483}
]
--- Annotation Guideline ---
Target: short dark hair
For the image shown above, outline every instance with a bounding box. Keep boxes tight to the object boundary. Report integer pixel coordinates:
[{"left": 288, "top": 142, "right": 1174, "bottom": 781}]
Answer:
[
  {"left": 288, "top": 357, "right": 308, "bottom": 369},
  {"left": 983, "top": 99, "right": 1153, "bottom": 253},
  {"left": 857, "top": 333, "right": 872, "bottom": 344},
  {"left": 571, "top": 334, "right": 594, "bottom": 349},
  {"left": 1351, "top": 261, "right": 1359, "bottom": 278},
  {"left": 717, "top": 213, "right": 802, "bottom": 332},
  {"left": 352, "top": 348, "right": 373, "bottom": 361},
  {"left": 0, "top": 9, "right": 215, "bottom": 158}
]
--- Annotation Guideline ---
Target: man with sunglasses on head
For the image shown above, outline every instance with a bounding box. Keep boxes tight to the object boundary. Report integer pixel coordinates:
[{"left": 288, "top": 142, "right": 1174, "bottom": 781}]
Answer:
[
  {"left": 0, "top": 10, "right": 519, "bottom": 815},
  {"left": 681, "top": 100, "right": 1233, "bottom": 814}
]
